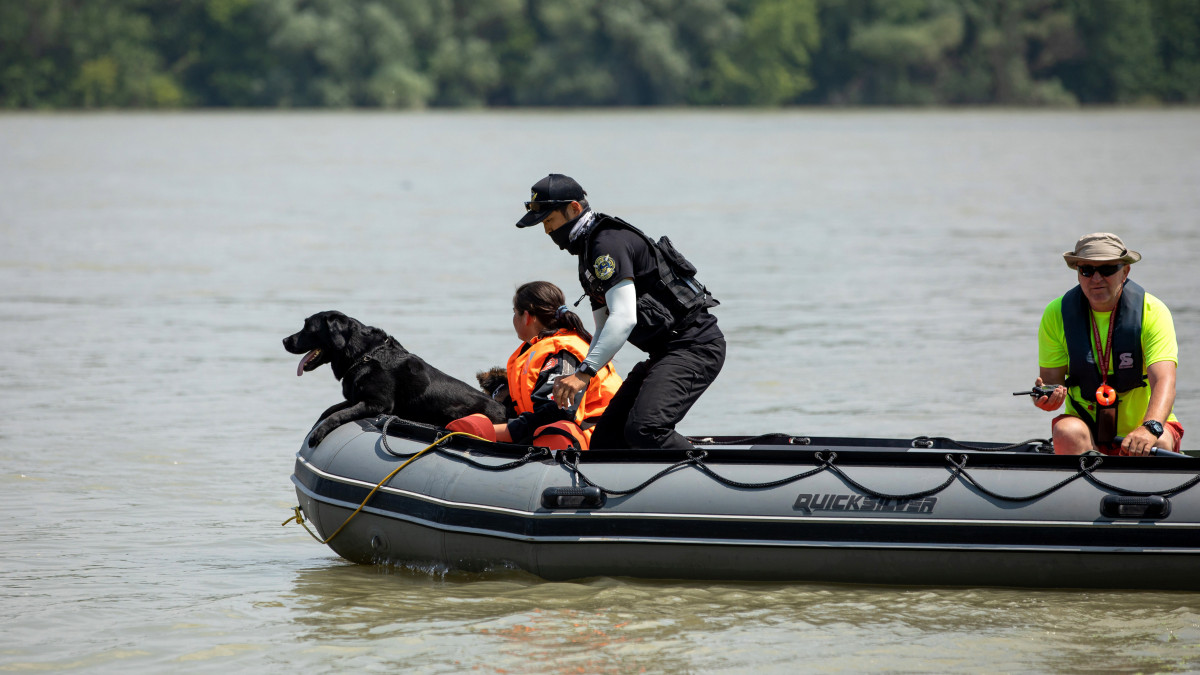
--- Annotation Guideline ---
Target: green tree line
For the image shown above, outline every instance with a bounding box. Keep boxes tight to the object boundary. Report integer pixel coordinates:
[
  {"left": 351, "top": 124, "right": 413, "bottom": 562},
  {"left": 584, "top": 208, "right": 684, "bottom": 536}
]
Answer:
[{"left": 2, "top": 0, "right": 1198, "bottom": 108}]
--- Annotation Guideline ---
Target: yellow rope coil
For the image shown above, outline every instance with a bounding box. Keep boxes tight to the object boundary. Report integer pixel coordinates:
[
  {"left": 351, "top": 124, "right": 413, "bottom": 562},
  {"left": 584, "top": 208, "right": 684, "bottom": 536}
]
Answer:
[{"left": 283, "top": 430, "right": 487, "bottom": 544}]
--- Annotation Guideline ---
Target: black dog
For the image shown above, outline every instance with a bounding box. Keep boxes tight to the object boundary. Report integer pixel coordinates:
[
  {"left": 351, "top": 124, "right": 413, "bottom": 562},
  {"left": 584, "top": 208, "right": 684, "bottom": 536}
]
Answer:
[{"left": 283, "top": 311, "right": 506, "bottom": 447}]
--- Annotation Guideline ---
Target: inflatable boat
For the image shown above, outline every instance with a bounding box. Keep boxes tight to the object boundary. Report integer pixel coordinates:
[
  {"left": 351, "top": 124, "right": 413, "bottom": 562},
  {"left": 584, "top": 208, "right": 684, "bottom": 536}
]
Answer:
[{"left": 289, "top": 416, "right": 1200, "bottom": 591}]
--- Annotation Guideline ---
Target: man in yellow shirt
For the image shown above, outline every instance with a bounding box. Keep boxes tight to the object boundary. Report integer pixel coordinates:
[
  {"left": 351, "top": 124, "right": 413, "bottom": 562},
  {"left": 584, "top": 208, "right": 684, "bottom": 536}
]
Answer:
[{"left": 1032, "top": 233, "right": 1183, "bottom": 456}]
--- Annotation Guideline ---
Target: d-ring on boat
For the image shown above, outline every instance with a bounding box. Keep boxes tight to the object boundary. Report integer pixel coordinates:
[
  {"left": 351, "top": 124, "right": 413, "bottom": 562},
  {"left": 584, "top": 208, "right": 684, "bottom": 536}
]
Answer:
[{"left": 289, "top": 416, "right": 1200, "bottom": 590}]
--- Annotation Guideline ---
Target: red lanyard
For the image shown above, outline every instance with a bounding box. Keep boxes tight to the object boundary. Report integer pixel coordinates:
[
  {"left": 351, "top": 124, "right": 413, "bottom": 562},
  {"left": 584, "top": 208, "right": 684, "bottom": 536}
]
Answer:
[{"left": 1090, "top": 308, "right": 1118, "bottom": 406}]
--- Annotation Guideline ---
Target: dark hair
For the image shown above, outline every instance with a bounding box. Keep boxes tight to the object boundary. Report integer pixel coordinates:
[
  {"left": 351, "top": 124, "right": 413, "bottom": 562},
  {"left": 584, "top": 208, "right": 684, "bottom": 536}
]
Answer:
[
  {"left": 554, "top": 198, "right": 589, "bottom": 217},
  {"left": 514, "top": 281, "right": 592, "bottom": 343}
]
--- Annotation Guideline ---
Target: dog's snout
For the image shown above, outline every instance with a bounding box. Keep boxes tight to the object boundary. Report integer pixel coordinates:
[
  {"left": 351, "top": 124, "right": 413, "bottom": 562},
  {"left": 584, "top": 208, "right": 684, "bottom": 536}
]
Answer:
[{"left": 283, "top": 332, "right": 303, "bottom": 353}]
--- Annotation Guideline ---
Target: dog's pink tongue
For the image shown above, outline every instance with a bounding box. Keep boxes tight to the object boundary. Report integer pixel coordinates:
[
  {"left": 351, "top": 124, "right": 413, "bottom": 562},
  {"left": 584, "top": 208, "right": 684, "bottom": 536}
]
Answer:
[{"left": 297, "top": 350, "right": 318, "bottom": 377}]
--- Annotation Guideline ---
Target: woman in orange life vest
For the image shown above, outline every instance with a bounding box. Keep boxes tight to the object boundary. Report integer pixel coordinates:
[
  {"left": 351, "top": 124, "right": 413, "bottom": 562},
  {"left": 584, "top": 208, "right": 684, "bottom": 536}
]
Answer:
[{"left": 447, "top": 281, "right": 621, "bottom": 450}]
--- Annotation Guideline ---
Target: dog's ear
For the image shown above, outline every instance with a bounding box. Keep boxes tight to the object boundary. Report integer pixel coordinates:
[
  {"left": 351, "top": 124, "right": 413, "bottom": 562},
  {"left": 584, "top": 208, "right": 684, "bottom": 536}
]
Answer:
[{"left": 327, "top": 315, "right": 348, "bottom": 350}]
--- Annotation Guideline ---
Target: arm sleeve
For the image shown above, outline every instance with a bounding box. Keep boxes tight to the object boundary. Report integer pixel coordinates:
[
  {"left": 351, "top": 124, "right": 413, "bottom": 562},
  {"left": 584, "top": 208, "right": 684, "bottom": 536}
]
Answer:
[
  {"left": 1037, "top": 297, "right": 1069, "bottom": 369},
  {"left": 582, "top": 278, "right": 635, "bottom": 372},
  {"left": 1142, "top": 293, "right": 1179, "bottom": 367},
  {"left": 592, "top": 306, "right": 608, "bottom": 335},
  {"left": 505, "top": 350, "right": 580, "bottom": 444}
]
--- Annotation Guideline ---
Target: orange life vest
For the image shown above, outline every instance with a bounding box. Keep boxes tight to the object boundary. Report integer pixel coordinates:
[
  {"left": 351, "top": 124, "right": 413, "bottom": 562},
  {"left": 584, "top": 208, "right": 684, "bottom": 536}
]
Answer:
[
  {"left": 505, "top": 330, "right": 622, "bottom": 442},
  {"left": 532, "top": 420, "right": 590, "bottom": 452}
]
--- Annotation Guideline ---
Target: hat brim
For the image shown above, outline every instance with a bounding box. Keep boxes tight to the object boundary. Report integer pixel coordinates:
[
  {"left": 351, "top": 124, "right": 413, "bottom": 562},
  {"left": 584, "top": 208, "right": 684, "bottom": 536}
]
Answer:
[
  {"left": 516, "top": 207, "right": 553, "bottom": 229},
  {"left": 516, "top": 200, "right": 571, "bottom": 227},
  {"left": 1063, "top": 250, "right": 1142, "bottom": 269}
]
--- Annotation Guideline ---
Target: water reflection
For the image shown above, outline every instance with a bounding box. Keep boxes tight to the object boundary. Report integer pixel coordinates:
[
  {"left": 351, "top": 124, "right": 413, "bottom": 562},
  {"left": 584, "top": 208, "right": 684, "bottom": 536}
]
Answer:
[
  {"left": 286, "top": 564, "right": 1200, "bottom": 672},
  {"left": 285, "top": 564, "right": 690, "bottom": 673}
]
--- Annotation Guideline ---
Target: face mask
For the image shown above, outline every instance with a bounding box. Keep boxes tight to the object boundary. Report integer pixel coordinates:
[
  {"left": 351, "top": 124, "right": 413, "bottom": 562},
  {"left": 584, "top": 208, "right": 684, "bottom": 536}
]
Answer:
[{"left": 548, "top": 224, "right": 573, "bottom": 251}]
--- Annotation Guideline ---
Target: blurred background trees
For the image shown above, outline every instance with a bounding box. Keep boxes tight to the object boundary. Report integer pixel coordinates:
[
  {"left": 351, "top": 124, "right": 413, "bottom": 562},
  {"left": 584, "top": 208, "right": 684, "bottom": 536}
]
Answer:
[{"left": 2, "top": 0, "right": 1197, "bottom": 108}]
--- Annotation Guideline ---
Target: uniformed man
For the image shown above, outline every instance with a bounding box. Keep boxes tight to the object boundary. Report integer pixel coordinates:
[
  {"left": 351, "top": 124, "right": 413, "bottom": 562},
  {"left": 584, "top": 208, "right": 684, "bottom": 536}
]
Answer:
[
  {"left": 515, "top": 173, "right": 725, "bottom": 450},
  {"left": 1031, "top": 233, "right": 1183, "bottom": 456}
]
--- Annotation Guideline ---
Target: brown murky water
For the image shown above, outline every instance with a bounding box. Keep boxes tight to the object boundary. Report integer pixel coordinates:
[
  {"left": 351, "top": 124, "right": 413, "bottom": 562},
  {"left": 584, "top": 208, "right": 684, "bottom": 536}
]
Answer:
[{"left": 2, "top": 110, "right": 1198, "bottom": 672}]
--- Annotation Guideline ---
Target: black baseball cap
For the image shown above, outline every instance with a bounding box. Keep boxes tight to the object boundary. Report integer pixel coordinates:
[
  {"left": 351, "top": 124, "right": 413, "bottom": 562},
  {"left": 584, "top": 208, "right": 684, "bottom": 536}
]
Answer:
[{"left": 515, "top": 173, "right": 587, "bottom": 228}]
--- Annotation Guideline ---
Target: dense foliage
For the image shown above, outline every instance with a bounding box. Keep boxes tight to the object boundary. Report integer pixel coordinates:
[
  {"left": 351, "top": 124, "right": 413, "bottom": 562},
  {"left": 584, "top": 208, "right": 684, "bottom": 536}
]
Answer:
[{"left": 3, "top": 0, "right": 1198, "bottom": 108}]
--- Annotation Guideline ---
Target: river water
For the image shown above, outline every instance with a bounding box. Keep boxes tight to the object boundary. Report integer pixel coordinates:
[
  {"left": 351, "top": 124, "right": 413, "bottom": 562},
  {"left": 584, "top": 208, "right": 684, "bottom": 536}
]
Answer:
[{"left": 2, "top": 110, "right": 1199, "bottom": 672}]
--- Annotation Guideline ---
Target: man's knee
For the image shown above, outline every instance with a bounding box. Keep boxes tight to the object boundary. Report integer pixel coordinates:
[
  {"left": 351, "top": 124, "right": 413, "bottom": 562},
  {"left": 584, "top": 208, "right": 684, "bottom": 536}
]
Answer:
[
  {"left": 624, "top": 417, "right": 667, "bottom": 448},
  {"left": 1053, "top": 416, "right": 1093, "bottom": 454},
  {"left": 623, "top": 413, "right": 696, "bottom": 450}
]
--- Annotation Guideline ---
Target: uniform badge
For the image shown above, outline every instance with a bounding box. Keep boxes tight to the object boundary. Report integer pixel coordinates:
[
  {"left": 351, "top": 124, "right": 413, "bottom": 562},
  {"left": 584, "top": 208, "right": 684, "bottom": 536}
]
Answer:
[{"left": 594, "top": 254, "right": 616, "bottom": 281}]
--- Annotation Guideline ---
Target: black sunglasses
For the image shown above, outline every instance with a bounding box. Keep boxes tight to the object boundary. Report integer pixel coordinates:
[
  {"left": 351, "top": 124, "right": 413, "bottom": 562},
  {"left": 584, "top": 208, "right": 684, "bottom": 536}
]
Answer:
[
  {"left": 524, "top": 200, "right": 573, "bottom": 212},
  {"left": 1078, "top": 263, "right": 1123, "bottom": 278}
]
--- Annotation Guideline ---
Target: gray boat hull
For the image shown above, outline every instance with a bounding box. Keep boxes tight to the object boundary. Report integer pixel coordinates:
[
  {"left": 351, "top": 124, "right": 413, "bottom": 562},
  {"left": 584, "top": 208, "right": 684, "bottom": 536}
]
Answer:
[{"left": 291, "top": 418, "right": 1200, "bottom": 590}]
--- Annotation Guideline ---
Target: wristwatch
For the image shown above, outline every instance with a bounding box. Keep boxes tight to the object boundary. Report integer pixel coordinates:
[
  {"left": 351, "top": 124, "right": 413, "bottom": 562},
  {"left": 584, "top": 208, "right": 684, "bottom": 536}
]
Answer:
[
  {"left": 1143, "top": 420, "right": 1164, "bottom": 438},
  {"left": 576, "top": 362, "right": 598, "bottom": 378}
]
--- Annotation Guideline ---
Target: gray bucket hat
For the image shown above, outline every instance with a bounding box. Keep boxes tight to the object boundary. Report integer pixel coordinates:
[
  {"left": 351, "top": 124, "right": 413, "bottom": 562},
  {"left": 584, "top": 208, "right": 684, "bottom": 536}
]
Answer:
[{"left": 1063, "top": 233, "right": 1141, "bottom": 269}]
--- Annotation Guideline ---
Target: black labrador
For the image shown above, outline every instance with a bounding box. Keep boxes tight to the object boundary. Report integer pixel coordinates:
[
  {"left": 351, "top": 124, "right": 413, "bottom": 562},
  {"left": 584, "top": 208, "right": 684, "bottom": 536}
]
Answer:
[{"left": 283, "top": 311, "right": 505, "bottom": 446}]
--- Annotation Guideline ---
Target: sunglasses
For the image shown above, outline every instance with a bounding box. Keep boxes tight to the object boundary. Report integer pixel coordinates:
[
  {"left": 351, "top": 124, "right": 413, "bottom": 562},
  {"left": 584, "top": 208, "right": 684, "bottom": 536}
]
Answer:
[
  {"left": 1078, "top": 263, "right": 1123, "bottom": 278},
  {"left": 524, "top": 200, "right": 574, "bottom": 212}
]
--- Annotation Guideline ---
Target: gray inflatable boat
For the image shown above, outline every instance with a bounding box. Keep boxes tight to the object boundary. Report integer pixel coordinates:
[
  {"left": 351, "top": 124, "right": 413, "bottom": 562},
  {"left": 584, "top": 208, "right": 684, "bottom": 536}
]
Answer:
[{"left": 290, "top": 416, "right": 1200, "bottom": 590}]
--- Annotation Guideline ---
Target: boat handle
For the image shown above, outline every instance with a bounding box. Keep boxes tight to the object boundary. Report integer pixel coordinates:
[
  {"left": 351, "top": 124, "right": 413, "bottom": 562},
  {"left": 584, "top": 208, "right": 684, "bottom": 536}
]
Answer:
[
  {"left": 542, "top": 486, "right": 606, "bottom": 510},
  {"left": 1099, "top": 495, "right": 1171, "bottom": 520}
]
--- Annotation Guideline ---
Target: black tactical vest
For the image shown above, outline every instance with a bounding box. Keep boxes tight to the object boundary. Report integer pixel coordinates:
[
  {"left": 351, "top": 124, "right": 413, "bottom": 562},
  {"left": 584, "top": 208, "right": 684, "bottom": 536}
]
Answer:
[{"left": 577, "top": 215, "right": 718, "bottom": 352}]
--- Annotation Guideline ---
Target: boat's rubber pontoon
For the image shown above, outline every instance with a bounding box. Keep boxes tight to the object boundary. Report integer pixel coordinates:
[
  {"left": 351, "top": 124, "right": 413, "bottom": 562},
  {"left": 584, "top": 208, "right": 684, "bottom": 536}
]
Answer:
[{"left": 290, "top": 417, "right": 1200, "bottom": 590}]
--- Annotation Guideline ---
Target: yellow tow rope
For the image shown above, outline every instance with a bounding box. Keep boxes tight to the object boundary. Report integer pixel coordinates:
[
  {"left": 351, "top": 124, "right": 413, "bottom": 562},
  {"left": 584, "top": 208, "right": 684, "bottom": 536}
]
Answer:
[{"left": 282, "top": 431, "right": 486, "bottom": 544}]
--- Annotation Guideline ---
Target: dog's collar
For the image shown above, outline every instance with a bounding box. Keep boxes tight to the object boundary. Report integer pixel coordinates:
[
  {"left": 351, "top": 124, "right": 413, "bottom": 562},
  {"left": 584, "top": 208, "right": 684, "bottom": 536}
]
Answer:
[
  {"left": 359, "top": 337, "right": 393, "bottom": 363},
  {"left": 337, "top": 337, "right": 395, "bottom": 380}
]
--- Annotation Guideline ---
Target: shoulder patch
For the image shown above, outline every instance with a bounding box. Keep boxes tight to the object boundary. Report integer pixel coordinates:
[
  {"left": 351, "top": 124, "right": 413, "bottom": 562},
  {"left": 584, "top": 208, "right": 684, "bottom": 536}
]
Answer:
[{"left": 593, "top": 254, "right": 616, "bottom": 281}]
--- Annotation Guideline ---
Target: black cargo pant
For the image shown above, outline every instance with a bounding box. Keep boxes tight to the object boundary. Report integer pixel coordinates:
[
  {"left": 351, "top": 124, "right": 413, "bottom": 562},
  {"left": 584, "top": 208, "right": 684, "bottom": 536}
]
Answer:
[{"left": 589, "top": 338, "right": 726, "bottom": 450}]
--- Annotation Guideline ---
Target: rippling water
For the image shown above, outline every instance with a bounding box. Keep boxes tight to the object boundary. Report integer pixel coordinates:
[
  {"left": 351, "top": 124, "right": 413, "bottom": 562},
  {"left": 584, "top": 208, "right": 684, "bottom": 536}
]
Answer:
[{"left": 2, "top": 110, "right": 1199, "bottom": 672}]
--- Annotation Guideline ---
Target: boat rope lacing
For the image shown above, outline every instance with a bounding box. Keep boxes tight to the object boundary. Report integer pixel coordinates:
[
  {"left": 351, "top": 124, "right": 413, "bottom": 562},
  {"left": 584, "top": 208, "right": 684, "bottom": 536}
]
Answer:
[
  {"left": 560, "top": 450, "right": 1200, "bottom": 503},
  {"left": 1080, "top": 458, "right": 1200, "bottom": 497},
  {"left": 287, "top": 417, "right": 1200, "bottom": 541},
  {"left": 691, "top": 434, "right": 1053, "bottom": 452},
  {"left": 910, "top": 436, "right": 1052, "bottom": 452}
]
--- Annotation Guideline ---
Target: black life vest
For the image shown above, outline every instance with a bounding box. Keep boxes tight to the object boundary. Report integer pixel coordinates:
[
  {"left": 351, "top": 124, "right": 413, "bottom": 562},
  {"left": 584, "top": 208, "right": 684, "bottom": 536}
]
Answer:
[
  {"left": 1062, "top": 279, "right": 1147, "bottom": 403},
  {"left": 577, "top": 214, "right": 718, "bottom": 352}
]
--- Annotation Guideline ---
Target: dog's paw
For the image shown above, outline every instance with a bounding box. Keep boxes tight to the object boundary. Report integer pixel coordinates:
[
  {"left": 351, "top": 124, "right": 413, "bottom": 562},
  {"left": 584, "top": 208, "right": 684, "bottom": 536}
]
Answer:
[{"left": 308, "top": 426, "right": 330, "bottom": 447}]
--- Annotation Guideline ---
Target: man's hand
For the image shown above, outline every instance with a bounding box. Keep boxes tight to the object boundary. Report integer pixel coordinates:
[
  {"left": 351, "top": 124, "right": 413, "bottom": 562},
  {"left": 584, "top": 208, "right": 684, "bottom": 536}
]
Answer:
[
  {"left": 552, "top": 372, "right": 591, "bottom": 410},
  {"left": 1121, "top": 426, "right": 1157, "bottom": 457},
  {"left": 1032, "top": 377, "right": 1065, "bottom": 412}
]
